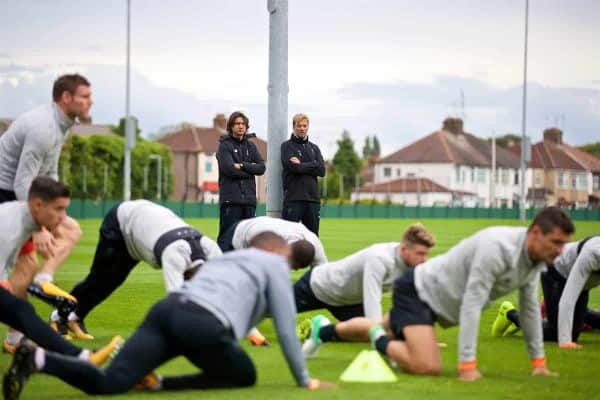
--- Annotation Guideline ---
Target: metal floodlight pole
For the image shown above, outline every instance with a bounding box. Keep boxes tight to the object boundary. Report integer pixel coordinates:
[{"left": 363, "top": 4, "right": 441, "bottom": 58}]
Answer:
[
  {"left": 123, "top": 0, "right": 133, "bottom": 201},
  {"left": 519, "top": 0, "right": 529, "bottom": 222},
  {"left": 266, "top": 0, "right": 288, "bottom": 217}
]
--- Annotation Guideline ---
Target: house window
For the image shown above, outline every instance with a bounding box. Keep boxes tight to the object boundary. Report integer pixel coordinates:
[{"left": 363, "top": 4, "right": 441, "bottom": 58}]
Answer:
[
  {"left": 535, "top": 174, "right": 541, "bottom": 186},
  {"left": 576, "top": 173, "right": 587, "bottom": 189},
  {"left": 396, "top": 168, "right": 402, "bottom": 177},
  {"left": 558, "top": 172, "right": 568, "bottom": 189},
  {"left": 477, "top": 168, "right": 486, "bottom": 183},
  {"left": 383, "top": 167, "right": 391, "bottom": 178},
  {"left": 455, "top": 166, "right": 461, "bottom": 183},
  {"left": 205, "top": 161, "right": 212, "bottom": 173},
  {"left": 501, "top": 169, "right": 509, "bottom": 184},
  {"left": 594, "top": 175, "right": 600, "bottom": 191},
  {"left": 514, "top": 171, "right": 519, "bottom": 185},
  {"left": 470, "top": 167, "right": 475, "bottom": 183}
]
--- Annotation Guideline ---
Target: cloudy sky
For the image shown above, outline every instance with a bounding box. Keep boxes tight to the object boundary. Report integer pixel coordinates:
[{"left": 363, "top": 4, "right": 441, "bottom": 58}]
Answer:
[{"left": 1, "top": 0, "right": 599, "bottom": 157}]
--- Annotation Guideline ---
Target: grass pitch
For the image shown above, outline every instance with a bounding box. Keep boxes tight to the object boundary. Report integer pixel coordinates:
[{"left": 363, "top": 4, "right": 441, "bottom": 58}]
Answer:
[{"left": 1, "top": 218, "right": 599, "bottom": 399}]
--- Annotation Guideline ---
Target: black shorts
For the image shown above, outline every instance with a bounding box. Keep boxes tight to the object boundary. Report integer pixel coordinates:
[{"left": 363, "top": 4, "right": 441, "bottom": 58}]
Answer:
[
  {"left": 218, "top": 221, "right": 241, "bottom": 253},
  {"left": 0, "top": 188, "right": 16, "bottom": 204},
  {"left": 389, "top": 269, "right": 436, "bottom": 340},
  {"left": 293, "top": 268, "right": 364, "bottom": 321}
]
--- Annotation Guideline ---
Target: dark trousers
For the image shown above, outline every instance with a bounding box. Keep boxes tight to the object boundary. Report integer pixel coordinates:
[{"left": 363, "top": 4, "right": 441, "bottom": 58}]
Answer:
[
  {"left": 69, "top": 204, "right": 139, "bottom": 320},
  {"left": 0, "top": 287, "right": 81, "bottom": 356},
  {"left": 541, "top": 265, "right": 590, "bottom": 342},
  {"left": 217, "top": 205, "right": 255, "bottom": 251},
  {"left": 282, "top": 201, "right": 320, "bottom": 236},
  {"left": 43, "top": 295, "right": 256, "bottom": 395},
  {"left": 293, "top": 269, "right": 364, "bottom": 321}
]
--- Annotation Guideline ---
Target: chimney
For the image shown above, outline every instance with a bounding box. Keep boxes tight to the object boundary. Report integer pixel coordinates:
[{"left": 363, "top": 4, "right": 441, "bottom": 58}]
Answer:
[
  {"left": 543, "top": 128, "right": 562, "bottom": 145},
  {"left": 442, "top": 117, "right": 464, "bottom": 135},
  {"left": 213, "top": 113, "right": 227, "bottom": 132}
]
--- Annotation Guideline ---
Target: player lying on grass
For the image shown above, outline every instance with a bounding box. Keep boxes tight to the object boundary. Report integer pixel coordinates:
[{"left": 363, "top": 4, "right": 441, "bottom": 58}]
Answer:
[
  {"left": 0, "top": 177, "right": 121, "bottom": 367},
  {"left": 297, "top": 224, "right": 434, "bottom": 353},
  {"left": 219, "top": 215, "right": 327, "bottom": 345},
  {"left": 49, "top": 199, "right": 222, "bottom": 340},
  {"left": 302, "top": 207, "right": 572, "bottom": 381},
  {"left": 493, "top": 236, "right": 600, "bottom": 348},
  {"left": 3, "top": 232, "right": 334, "bottom": 400}
]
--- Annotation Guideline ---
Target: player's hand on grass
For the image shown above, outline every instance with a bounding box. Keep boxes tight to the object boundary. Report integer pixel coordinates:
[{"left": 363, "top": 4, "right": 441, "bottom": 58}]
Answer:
[
  {"left": 458, "top": 368, "right": 482, "bottom": 381},
  {"left": 33, "top": 227, "right": 57, "bottom": 258},
  {"left": 307, "top": 378, "right": 336, "bottom": 390},
  {"left": 559, "top": 341, "right": 582, "bottom": 349},
  {"left": 532, "top": 366, "right": 559, "bottom": 377}
]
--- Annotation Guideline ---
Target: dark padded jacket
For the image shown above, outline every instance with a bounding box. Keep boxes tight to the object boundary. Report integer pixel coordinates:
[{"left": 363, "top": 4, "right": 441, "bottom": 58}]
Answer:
[
  {"left": 281, "top": 134, "right": 325, "bottom": 203},
  {"left": 216, "top": 133, "right": 265, "bottom": 206}
]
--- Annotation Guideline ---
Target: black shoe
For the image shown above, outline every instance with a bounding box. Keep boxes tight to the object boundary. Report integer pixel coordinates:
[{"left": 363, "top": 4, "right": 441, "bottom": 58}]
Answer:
[
  {"left": 27, "top": 283, "right": 77, "bottom": 318},
  {"left": 2, "top": 343, "right": 36, "bottom": 400}
]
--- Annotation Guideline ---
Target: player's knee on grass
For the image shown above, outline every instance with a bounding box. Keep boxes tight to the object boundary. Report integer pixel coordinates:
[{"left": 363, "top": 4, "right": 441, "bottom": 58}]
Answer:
[{"left": 408, "top": 358, "right": 442, "bottom": 376}]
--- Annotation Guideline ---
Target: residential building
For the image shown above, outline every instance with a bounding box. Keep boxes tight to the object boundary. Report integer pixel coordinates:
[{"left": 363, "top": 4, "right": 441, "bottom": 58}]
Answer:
[{"left": 372, "top": 118, "right": 521, "bottom": 207}]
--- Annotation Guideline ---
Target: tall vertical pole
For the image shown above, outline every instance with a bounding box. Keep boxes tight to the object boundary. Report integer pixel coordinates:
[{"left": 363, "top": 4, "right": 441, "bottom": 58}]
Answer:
[
  {"left": 490, "top": 131, "right": 496, "bottom": 207},
  {"left": 266, "top": 0, "right": 288, "bottom": 217},
  {"left": 123, "top": 0, "right": 132, "bottom": 200},
  {"left": 519, "top": 0, "right": 529, "bottom": 222}
]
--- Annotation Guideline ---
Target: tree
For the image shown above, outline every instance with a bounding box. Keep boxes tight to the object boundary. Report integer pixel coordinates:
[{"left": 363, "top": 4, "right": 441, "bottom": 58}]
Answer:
[
  {"left": 372, "top": 135, "right": 381, "bottom": 157},
  {"left": 332, "top": 130, "right": 362, "bottom": 199},
  {"left": 362, "top": 136, "right": 372, "bottom": 159},
  {"left": 579, "top": 142, "right": 600, "bottom": 157}
]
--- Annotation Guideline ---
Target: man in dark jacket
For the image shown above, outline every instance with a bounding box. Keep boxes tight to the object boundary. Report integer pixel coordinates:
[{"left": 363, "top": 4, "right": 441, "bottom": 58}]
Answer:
[
  {"left": 216, "top": 111, "right": 265, "bottom": 250},
  {"left": 281, "top": 114, "right": 325, "bottom": 235}
]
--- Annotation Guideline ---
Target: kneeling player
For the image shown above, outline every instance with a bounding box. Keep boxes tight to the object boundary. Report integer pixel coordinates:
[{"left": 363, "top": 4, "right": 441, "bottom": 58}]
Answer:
[
  {"left": 297, "top": 224, "right": 434, "bottom": 356},
  {"left": 493, "top": 236, "right": 600, "bottom": 348}
]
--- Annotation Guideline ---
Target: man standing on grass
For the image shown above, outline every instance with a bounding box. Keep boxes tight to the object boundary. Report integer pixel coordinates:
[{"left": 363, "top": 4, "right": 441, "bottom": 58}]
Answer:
[
  {"left": 216, "top": 111, "right": 265, "bottom": 250},
  {"left": 4, "top": 233, "right": 334, "bottom": 400},
  {"left": 49, "top": 199, "right": 222, "bottom": 340},
  {"left": 0, "top": 74, "right": 91, "bottom": 352},
  {"left": 0, "top": 177, "right": 121, "bottom": 372},
  {"left": 492, "top": 236, "right": 600, "bottom": 348},
  {"left": 297, "top": 224, "right": 434, "bottom": 355},
  {"left": 303, "top": 207, "right": 572, "bottom": 381},
  {"left": 281, "top": 113, "right": 325, "bottom": 236}
]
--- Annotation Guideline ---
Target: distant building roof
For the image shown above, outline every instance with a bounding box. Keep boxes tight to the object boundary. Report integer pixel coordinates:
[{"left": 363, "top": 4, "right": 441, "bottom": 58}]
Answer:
[
  {"left": 377, "top": 117, "right": 520, "bottom": 168},
  {"left": 508, "top": 128, "right": 600, "bottom": 172},
  {"left": 356, "top": 177, "right": 474, "bottom": 195},
  {"left": 70, "top": 123, "right": 114, "bottom": 136}
]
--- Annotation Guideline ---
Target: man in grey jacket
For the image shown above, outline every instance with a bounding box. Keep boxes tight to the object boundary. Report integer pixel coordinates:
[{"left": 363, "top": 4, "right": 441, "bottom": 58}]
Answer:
[
  {"left": 0, "top": 74, "right": 92, "bottom": 351},
  {"left": 4, "top": 232, "right": 333, "bottom": 399}
]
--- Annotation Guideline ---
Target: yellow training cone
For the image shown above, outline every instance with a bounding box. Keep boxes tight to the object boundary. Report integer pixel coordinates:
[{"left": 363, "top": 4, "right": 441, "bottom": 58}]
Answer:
[{"left": 340, "top": 350, "right": 397, "bottom": 383}]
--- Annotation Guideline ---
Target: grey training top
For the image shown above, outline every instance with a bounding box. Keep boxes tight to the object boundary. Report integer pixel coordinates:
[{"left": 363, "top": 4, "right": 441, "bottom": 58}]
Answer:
[
  {"left": 310, "top": 242, "right": 407, "bottom": 320},
  {"left": 0, "top": 201, "right": 38, "bottom": 280},
  {"left": 414, "top": 226, "right": 546, "bottom": 363},
  {"left": 116, "top": 200, "right": 222, "bottom": 291},
  {"left": 0, "top": 103, "right": 74, "bottom": 200},
  {"left": 178, "top": 248, "right": 310, "bottom": 387},
  {"left": 556, "top": 237, "right": 600, "bottom": 344}
]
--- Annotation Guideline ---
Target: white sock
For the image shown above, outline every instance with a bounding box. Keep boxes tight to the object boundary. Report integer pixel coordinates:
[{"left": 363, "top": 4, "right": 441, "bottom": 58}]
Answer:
[
  {"left": 247, "top": 327, "right": 262, "bottom": 337},
  {"left": 78, "top": 350, "right": 91, "bottom": 361},
  {"left": 34, "top": 347, "right": 46, "bottom": 371},
  {"left": 50, "top": 310, "right": 60, "bottom": 322},
  {"left": 68, "top": 312, "right": 80, "bottom": 322},
  {"left": 34, "top": 273, "right": 54, "bottom": 283},
  {"left": 6, "top": 331, "right": 24, "bottom": 345}
]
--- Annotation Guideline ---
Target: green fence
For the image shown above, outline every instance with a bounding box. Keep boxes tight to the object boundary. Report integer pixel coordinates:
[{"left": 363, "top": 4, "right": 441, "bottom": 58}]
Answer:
[{"left": 67, "top": 199, "right": 600, "bottom": 221}]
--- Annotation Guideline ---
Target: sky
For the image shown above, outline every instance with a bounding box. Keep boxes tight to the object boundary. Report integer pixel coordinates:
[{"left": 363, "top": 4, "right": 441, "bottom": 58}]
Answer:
[{"left": 1, "top": 0, "right": 599, "bottom": 158}]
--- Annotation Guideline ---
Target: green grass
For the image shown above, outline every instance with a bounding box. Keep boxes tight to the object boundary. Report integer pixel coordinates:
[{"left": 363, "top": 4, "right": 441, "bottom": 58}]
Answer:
[{"left": 2, "top": 218, "right": 600, "bottom": 399}]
